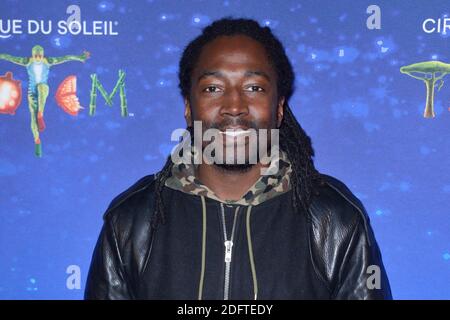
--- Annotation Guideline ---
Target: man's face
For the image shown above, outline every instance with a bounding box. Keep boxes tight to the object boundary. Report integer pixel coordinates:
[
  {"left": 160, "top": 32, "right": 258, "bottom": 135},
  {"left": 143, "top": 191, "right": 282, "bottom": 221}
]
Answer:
[{"left": 185, "top": 35, "right": 285, "bottom": 169}]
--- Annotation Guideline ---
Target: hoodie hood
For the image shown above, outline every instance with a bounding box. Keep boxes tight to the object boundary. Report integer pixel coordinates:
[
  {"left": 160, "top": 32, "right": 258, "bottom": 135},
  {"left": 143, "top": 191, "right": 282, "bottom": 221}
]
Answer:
[{"left": 164, "top": 149, "right": 292, "bottom": 206}]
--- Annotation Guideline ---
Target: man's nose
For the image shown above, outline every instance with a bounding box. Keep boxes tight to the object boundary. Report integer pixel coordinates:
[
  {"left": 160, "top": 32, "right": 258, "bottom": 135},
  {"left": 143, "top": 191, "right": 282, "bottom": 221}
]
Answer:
[{"left": 220, "top": 88, "right": 248, "bottom": 116}]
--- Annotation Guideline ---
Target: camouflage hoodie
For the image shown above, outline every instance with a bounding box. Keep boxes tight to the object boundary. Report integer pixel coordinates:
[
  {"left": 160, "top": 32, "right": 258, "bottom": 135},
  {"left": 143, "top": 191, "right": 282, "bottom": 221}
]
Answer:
[{"left": 164, "top": 150, "right": 292, "bottom": 206}]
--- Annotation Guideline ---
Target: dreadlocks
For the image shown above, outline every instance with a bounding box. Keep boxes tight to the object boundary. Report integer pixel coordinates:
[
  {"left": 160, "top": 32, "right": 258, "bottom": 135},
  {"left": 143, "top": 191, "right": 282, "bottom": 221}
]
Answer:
[{"left": 151, "top": 17, "right": 324, "bottom": 229}]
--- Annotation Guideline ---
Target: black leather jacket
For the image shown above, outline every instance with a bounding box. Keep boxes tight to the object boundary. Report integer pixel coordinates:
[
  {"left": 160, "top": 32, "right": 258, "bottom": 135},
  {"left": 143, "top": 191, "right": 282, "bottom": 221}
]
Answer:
[{"left": 85, "top": 173, "right": 392, "bottom": 299}]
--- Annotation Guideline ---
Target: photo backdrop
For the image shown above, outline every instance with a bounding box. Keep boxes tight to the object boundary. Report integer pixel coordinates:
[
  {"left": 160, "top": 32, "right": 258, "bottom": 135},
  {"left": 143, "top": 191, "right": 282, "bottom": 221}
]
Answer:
[{"left": 0, "top": 0, "right": 449, "bottom": 299}]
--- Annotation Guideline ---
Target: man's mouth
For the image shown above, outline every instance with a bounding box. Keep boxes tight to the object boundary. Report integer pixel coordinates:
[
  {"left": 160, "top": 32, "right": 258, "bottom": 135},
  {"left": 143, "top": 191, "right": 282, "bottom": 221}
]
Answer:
[{"left": 219, "top": 127, "right": 251, "bottom": 137}]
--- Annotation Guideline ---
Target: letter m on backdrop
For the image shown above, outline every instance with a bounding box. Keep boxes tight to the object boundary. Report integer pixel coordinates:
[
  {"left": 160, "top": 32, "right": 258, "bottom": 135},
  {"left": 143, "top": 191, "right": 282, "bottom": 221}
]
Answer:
[{"left": 89, "top": 69, "right": 128, "bottom": 117}]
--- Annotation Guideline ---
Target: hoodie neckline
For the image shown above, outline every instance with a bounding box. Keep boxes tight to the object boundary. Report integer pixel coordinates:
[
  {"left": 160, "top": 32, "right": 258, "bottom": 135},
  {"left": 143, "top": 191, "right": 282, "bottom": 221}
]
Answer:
[{"left": 164, "top": 149, "right": 292, "bottom": 206}]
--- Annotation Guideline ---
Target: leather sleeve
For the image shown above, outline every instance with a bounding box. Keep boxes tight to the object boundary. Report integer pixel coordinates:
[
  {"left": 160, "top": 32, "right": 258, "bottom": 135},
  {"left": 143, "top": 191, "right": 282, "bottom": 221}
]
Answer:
[
  {"left": 84, "top": 217, "right": 133, "bottom": 299},
  {"left": 84, "top": 174, "right": 155, "bottom": 299},
  {"left": 332, "top": 214, "right": 392, "bottom": 299},
  {"left": 309, "top": 174, "right": 393, "bottom": 300}
]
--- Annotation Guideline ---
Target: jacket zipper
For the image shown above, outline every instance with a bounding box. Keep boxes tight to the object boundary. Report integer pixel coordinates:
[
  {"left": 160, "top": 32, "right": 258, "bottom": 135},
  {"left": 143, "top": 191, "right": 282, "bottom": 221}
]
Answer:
[{"left": 220, "top": 203, "right": 239, "bottom": 300}]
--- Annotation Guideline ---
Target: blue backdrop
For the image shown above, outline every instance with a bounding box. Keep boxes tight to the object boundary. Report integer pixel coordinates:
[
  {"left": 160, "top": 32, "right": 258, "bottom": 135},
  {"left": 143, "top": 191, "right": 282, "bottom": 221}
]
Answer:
[{"left": 0, "top": 0, "right": 449, "bottom": 299}]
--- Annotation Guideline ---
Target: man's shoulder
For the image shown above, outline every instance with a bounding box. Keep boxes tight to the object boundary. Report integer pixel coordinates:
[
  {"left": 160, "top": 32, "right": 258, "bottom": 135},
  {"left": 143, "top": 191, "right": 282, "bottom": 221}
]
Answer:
[
  {"left": 306, "top": 173, "right": 374, "bottom": 291},
  {"left": 102, "top": 174, "right": 158, "bottom": 222},
  {"left": 308, "top": 174, "right": 391, "bottom": 299},
  {"left": 309, "top": 173, "right": 371, "bottom": 230},
  {"left": 98, "top": 174, "right": 159, "bottom": 277}
]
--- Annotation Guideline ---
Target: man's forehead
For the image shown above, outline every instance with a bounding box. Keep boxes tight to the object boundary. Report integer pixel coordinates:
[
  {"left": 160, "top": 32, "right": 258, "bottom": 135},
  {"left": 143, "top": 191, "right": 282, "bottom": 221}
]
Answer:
[
  {"left": 197, "top": 35, "right": 270, "bottom": 63},
  {"left": 192, "top": 35, "right": 276, "bottom": 82},
  {"left": 196, "top": 69, "right": 273, "bottom": 83},
  {"left": 194, "top": 51, "right": 275, "bottom": 81}
]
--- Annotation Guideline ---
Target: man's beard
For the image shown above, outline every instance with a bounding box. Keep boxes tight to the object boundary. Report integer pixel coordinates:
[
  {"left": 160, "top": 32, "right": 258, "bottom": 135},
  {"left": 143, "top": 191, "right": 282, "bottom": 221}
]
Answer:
[
  {"left": 211, "top": 147, "right": 260, "bottom": 173},
  {"left": 203, "top": 118, "right": 263, "bottom": 173},
  {"left": 214, "top": 162, "right": 255, "bottom": 173},
  {"left": 186, "top": 118, "right": 276, "bottom": 173}
]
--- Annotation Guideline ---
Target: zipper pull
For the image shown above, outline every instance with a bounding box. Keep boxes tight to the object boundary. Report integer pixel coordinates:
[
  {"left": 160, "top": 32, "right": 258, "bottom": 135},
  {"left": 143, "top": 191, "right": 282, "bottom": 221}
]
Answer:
[{"left": 224, "top": 240, "right": 233, "bottom": 263}]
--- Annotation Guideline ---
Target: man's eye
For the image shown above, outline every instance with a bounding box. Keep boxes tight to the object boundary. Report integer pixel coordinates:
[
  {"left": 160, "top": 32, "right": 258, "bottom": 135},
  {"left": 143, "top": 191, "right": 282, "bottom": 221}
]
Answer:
[
  {"left": 246, "top": 85, "right": 264, "bottom": 92},
  {"left": 203, "top": 86, "right": 221, "bottom": 93}
]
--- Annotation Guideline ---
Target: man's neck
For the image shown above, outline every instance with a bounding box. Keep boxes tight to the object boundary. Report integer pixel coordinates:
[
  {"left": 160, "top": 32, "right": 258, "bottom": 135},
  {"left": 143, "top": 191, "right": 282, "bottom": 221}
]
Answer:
[{"left": 195, "top": 162, "right": 267, "bottom": 201}]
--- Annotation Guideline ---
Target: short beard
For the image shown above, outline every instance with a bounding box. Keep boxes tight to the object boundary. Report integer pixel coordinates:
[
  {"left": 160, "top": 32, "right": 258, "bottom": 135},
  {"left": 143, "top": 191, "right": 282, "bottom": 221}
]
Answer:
[
  {"left": 210, "top": 147, "right": 259, "bottom": 173},
  {"left": 214, "top": 162, "right": 255, "bottom": 173}
]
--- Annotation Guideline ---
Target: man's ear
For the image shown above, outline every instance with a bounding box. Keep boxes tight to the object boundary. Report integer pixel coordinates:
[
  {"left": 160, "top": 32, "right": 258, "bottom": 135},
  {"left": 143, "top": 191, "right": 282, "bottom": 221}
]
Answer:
[
  {"left": 184, "top": 97, "right": 192, "bottom": 127},
  {"left": 276, "top": 96, "right": 285, "bottom": 128}
]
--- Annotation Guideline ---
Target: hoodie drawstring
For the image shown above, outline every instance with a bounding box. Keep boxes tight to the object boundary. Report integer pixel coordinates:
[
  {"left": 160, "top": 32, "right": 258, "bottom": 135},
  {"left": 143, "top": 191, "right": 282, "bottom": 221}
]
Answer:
[
  {"left": 245, "top": 205, "right": 258, "bottom": 300},
  {"left": 197, "top": 198, "right": 258, "bottom": 300},
  {"left": 198, "top": 195, "right": 207, "bottom": 300}
]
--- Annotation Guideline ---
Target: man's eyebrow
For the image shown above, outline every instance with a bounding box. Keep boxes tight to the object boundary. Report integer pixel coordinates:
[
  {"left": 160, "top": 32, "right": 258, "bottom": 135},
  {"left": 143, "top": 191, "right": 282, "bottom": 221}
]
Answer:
[
  {"left": 197, "top": 70, "right": 272, "bottom": 83},
  {"left": 244, "top": 70, "right": 271, "bottom": 82},
  {"left": 197, "top": 70, "right": 224, "bottom": 82}
]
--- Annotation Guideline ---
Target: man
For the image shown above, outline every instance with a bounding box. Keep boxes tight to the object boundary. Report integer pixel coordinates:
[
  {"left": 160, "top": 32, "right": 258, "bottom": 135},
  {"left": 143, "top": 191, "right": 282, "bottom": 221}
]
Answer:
[{"left": 85, "top": 18, "right": 392, "bottom": 300}]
